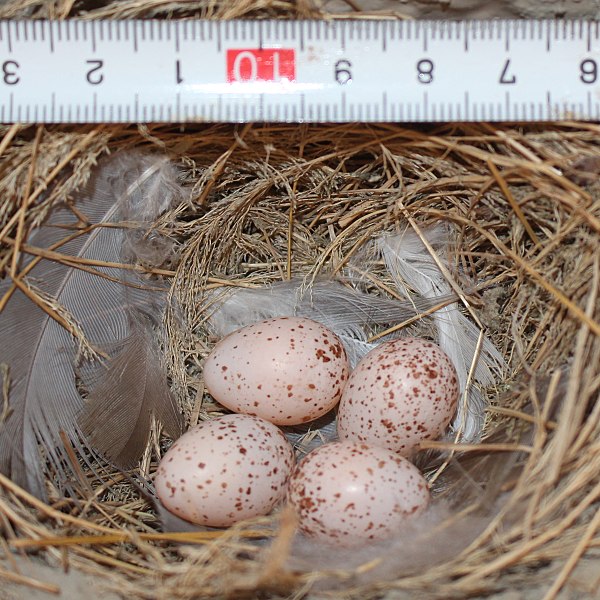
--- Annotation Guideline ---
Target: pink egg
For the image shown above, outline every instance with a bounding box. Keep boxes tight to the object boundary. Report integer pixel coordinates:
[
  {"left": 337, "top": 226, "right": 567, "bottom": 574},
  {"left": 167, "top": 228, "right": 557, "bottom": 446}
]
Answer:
[
  {"left": 337, "top": 337, "right": 459, "bottom": 456},
  {"left": 287, "top": 442, "right": 430, "bottom": 545},
  {"left": 155, "top": 414, "right": 295, "bottom": 526},
  {"left": 203, "top": 317, "right": 349, "bottom": 425}
]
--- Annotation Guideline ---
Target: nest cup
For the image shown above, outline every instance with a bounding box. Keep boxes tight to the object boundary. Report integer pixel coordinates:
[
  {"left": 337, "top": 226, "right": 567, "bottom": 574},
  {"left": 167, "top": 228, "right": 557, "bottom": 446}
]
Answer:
[{"left": 0, "top": 16, "right": 599, "bottom": 600}]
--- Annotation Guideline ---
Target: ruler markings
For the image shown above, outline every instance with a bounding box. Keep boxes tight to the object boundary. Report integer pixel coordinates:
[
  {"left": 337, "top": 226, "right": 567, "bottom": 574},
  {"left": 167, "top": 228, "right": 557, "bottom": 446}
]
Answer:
[
  {"left": 2, "top": 19, "right": 600, "bottom": 123},
  {"left": 378, "top": 21, "right": 385, "bottom": 52},
  {"left": 258, "top": 20, "right": 264, "bottom": 49},
  {"left": 586, "top": 20, "right": 592, "bottom": 53},
  {"left": 7, "top": 20, "right": 12, "bottom": 52},
  {"left": 48, "top": 20, "right": 54, "bottom": 53},
  {"left": 90, "top": 20, "right": 96, "bottom": 52},
  {"left": 133, "top": 20, "right": 140, "bottom": 52}
]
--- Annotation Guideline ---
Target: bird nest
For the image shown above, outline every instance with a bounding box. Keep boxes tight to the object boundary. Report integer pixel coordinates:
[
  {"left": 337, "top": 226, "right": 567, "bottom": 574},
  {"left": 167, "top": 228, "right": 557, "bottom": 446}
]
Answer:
[{"left": 0, "top": 5, "right": 599, "bottom": 600}]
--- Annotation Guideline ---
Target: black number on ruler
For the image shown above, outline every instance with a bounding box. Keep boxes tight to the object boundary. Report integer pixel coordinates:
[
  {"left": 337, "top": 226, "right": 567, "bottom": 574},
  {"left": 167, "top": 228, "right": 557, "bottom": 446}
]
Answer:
[
  {"left": 2, "top": 60, "right": 20, "bottom": 85},
  {"left": 580, "top": 58, "right": 597, "bottom": 84},
  {"left": 176, "top": 59, "right": 183, "bottom": 84},
  {"left": 416, "top": 59, "right": 434, "bottom": 84},
  {"left": 86, "top": 60, "right": 104, "bottom": 85},
  {"left": 499, "top": 59, "right": 516, "bottom": 84},
  {"left": 335, "top": 59, "right": 352, "bottom": 85}
]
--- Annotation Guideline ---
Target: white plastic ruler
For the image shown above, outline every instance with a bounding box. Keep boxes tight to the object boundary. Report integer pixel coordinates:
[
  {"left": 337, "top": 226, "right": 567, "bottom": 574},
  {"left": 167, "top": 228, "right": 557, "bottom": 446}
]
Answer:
[{"left": 1, "top": 19, "right": 600, "bottom": 123}]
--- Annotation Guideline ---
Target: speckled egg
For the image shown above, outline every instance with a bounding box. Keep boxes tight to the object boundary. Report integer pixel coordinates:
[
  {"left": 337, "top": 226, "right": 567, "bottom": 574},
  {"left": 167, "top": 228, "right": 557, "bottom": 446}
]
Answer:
[
  {"left": 287, "top": 441, "right": 430, "bottom": 545},
  {"left": 155, "top": 414, "right": 295, "bottom": 526},
  {"left": 203, "top": 317, "right": 349, "bottom": 426},
  {"left": 337, "top": 337, "right": 459, "bottom": 456}
]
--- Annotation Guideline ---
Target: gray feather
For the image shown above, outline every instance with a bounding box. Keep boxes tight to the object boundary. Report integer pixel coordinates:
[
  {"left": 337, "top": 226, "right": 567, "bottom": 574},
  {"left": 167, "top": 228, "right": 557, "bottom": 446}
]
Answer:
[
  {"left": 0, "top": 152, "right": 183, "bottom": 498},
  {"left": 79, "top": 313, "right": 183, "bottom": 468}
]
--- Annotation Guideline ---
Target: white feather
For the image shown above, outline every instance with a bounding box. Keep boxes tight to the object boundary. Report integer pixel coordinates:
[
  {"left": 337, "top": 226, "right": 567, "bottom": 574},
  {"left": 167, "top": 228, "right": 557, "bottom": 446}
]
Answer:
[
  {"left": 205, "top": 278, "right": 445, "bottom": 368},
  {"left": 375, "top": 225, "right": 506, "bottom": 441}
]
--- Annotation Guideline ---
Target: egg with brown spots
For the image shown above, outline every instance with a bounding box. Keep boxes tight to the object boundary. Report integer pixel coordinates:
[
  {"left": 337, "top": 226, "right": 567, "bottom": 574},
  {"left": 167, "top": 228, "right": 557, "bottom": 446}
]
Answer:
[
  {"left": 155, "top": 414, "right": 295, "bottom": 527},
  {"left": 203, "top": 317, "right": 350, "bottom": 426},
  {"left": 287, "top": 441, "right": 430, "bottom": 545},
  {"left": 337, "top": 337, "right": 459, "bottom": 456}
]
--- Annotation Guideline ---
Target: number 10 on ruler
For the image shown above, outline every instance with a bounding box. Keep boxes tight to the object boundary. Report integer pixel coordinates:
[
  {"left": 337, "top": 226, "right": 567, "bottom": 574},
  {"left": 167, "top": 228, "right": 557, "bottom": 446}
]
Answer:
[{"left": 226, "top": 49, "right": 296, "bottom": 83}]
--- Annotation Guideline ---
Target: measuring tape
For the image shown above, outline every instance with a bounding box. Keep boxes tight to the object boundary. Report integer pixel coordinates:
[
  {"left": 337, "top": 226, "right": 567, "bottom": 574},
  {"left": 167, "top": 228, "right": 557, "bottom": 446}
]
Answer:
[{"left": 1, "top": 19, "right": 599, "bottom": 123}]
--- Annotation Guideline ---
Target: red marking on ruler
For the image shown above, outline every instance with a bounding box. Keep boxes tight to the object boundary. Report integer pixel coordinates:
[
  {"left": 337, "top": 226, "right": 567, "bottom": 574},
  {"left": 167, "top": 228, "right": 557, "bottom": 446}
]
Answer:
[{"left": 226, "top": 49, "right": 296, "bottom": 83}]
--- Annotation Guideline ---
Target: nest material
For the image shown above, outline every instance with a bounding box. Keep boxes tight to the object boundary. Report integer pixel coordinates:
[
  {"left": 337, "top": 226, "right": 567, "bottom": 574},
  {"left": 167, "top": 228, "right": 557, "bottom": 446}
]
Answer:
[
  {"left": 1, "top": 120, "right": 598, "bottom": 599},
  {"left": 0, "top": 6, "right": 599, "bottom": 600}
]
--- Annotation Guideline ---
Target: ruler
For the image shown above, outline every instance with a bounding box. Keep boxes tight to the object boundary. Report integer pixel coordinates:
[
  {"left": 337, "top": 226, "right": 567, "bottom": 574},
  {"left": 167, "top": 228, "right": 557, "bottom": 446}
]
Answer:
[{"left": 0, "top": 19, "right": 599, "bottom": 123}]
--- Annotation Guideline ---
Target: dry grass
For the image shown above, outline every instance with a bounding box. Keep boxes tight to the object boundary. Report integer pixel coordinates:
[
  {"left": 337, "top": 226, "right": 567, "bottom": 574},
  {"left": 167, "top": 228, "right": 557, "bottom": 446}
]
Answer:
[
  {"left": 0, "top": 2, "right": 599, "bottom": 599},
  {"left": 0, "top": 119, "right": 597, "bottom": 600}
]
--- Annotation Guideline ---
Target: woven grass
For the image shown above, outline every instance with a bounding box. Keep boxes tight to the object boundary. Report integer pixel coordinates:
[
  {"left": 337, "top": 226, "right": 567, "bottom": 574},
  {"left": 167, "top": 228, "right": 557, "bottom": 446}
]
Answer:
[{"left": 0, "top": 3, "right": 599, "bottom": 600}]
